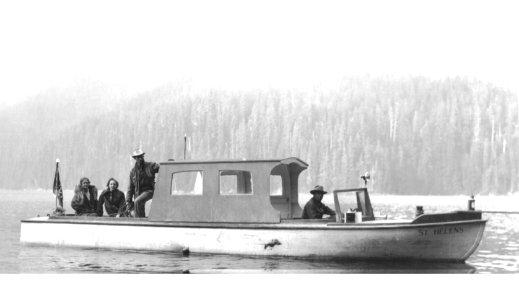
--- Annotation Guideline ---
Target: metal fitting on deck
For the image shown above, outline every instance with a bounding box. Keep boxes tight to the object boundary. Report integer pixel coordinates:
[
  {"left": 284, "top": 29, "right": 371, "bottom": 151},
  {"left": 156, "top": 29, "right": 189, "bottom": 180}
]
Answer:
[
  {"left": 415, "top": 206, "right": 424, "bottom": 217},
  {"left": 468, "top": 196, "right": 475, "bottom": 211}
]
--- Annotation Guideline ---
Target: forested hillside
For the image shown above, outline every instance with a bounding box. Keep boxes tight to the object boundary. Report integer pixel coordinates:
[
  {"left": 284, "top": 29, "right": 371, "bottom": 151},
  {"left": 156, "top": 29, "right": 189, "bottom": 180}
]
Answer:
[{"left": 1, "top": 76, "right": 518, "bottom": 195}]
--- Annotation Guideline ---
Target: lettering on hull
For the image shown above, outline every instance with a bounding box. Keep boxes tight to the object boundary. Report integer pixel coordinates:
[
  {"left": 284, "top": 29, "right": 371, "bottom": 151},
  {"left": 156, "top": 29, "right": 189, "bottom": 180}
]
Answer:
[{"left": 419, "top": 227, "right": 464, "bottom": 236}]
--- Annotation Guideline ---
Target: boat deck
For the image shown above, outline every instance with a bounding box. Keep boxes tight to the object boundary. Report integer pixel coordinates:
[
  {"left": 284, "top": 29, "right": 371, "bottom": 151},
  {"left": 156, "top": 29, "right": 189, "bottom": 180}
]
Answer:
[{"left": 22, "top": 213, "right": 485, "bottom": 230}]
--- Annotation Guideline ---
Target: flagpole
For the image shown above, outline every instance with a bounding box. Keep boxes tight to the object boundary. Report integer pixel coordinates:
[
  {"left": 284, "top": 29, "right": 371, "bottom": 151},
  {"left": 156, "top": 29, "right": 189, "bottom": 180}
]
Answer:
[
  {"left": 184, "top": 134, "right": 187, "bottom": 160},
  {"left": 55, "top": 159, "right": 60, "bottom": 211}
]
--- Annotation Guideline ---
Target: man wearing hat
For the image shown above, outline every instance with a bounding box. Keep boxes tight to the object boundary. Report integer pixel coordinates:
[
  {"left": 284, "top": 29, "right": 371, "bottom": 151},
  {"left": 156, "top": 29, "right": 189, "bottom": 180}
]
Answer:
[
  {"left": 302, "top": 185, "right": 336, "bottom": 219},
  {"left": 126, "top": 148, "right": 160, "bottom": 218}
]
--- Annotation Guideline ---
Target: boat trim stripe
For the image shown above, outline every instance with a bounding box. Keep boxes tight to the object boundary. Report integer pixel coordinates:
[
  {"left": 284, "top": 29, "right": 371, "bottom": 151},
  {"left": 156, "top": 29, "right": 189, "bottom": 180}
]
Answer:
[{"left": 21, "top": 218, "right": 487, "bottom": 230}]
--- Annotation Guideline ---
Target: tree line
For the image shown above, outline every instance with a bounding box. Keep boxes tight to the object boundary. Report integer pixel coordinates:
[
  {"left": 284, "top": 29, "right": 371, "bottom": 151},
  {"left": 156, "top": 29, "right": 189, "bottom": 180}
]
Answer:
[{"left": 1, "top": 76, "right": 517, "bottom": 195}]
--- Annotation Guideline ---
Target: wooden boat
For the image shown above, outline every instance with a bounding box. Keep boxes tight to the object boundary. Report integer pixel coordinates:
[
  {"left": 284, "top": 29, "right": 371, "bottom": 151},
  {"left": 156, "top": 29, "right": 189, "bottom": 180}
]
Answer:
[{"left": 20, "top": 157, "right": 486, "bottom": 262}]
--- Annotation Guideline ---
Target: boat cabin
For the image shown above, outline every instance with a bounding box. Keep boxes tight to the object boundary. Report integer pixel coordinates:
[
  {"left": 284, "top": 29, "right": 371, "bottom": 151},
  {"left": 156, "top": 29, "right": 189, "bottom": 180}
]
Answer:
[{"left": 149, "top": 157, "right": 308, "bottom": 223}]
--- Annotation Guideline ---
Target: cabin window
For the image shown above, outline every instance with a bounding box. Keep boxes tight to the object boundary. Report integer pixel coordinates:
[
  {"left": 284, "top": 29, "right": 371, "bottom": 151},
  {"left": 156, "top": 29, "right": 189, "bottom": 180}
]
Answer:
[
  {"left": 219, "top": 170, "right": 253, "bottom": 195},
  {"left": 171, "top": 171, "right": 203, "bottom": 195},
  {"left": 335, "top": 190, "right": 369, "bottom": 215},
  {"left": 357, "top": 191, "right": 367, "bottom": 213},
  {"left": 270, "top": 175, "right": 283, "bottom": 196},
  {"left": 336, "top": 191, "right": 360, "bottom": 212}
]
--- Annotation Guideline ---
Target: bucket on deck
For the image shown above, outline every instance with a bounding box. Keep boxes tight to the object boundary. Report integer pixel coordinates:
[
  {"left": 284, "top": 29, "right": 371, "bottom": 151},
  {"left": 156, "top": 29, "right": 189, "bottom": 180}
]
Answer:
[
  {"left": 345, "top": 212, "right": 356, "bottom": 223},
  {"left": 354, "top": 211, "right": 363, "bottom": 223}
]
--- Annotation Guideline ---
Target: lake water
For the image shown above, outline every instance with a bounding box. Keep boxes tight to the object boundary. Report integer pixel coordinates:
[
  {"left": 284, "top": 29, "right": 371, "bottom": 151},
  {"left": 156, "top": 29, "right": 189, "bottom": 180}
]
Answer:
[{"left": 1, "top": 190, "right": 518, "bottom": 274}]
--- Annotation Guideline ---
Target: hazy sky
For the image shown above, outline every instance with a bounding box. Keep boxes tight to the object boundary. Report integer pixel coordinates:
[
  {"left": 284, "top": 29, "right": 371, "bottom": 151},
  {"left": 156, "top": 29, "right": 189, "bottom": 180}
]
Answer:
[{"left": 1, "top": 0, "right": 518, "bottom": 106}]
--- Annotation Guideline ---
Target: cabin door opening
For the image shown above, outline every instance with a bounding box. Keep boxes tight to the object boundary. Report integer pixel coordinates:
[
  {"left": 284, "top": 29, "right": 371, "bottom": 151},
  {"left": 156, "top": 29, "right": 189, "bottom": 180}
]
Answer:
[{"left": 269, "top": 163, "right": 304, "bottom": 219}]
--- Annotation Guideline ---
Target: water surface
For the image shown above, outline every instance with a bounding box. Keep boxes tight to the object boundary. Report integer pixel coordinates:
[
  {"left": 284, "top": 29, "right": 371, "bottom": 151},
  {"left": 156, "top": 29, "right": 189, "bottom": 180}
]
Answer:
[{"left": 2, "top": 190, "right": 518, "bottom": 273}]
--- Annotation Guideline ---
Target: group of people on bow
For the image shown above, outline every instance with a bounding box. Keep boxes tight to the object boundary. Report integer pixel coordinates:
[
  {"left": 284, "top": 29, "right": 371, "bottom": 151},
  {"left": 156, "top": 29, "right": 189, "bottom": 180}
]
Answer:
[{"left": 71, "top": 149, "right": 159, "bottom": 218}]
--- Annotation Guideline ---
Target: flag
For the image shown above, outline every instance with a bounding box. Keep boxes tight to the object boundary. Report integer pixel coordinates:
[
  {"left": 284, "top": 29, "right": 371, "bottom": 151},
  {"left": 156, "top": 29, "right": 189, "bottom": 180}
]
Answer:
[{"left": 53, "top": 160, "right": 64, "bottom": 210}]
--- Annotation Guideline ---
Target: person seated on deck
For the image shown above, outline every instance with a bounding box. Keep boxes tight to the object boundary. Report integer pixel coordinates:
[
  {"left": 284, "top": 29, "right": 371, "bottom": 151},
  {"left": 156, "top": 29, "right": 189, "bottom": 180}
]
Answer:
[
  {"left": 302, "top": 185, "right": 336, "bottom": 219},
  {"left": 71, "top": 177, "right": 100, "bottom": 216},
  {"left": 126, "top": 148, "right": 160, "bottom": 218},
  {"left": 98, "top": 178, "right": 126, "bottom": 217}
]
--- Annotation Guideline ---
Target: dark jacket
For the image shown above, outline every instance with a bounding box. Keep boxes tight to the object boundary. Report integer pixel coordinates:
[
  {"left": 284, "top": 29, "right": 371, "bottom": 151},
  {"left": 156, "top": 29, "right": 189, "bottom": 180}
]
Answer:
[
  {"left": 71, "top": 185, "right": 100, "bottom": 216},
  {"left": 98, "top": 188, "right": 126, "bottom": 217},
  {"left": 302, "top": 196, "right": 336, "bottom": 219},
  {"left": 126, "top": 161, "right": 160, "bottom": 202}
]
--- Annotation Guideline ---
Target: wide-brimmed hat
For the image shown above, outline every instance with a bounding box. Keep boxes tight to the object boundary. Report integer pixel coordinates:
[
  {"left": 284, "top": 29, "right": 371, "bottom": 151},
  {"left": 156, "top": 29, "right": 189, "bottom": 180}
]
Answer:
[
  {"left": 131, "top": 148, "right": 145, "bottom": 158},
  {"left": 310, "top": 185, "right": 327, "bottom": 194}
]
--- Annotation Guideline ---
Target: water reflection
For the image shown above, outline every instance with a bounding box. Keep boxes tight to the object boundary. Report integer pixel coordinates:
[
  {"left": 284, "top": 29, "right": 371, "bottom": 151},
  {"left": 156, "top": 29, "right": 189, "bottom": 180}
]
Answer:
[{"left": 18, "top": 245, "right": 476, "bottom": 274}]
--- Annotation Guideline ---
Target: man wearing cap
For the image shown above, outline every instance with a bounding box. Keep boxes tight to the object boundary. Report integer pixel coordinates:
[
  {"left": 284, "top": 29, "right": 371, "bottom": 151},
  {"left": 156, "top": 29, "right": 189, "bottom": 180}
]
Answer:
[
  {"left": 126, "top": 149, "right": 160, "bottom": 218},
  {"left": 302, "top": 185, "right": 336, "bottom": 219}
]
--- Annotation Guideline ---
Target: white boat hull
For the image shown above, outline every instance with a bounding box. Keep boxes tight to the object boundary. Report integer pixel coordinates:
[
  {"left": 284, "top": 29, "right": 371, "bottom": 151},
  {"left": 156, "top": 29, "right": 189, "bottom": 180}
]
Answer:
[{"left": 20, "top": 217, "right": 486, "bottom": 262}]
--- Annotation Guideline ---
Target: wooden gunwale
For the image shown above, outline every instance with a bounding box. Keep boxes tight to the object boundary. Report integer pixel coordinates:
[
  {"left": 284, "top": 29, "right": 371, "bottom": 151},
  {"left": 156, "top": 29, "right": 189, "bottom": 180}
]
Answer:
[{"left": 21, "top": 216, "right": 487, "bottom": 230}]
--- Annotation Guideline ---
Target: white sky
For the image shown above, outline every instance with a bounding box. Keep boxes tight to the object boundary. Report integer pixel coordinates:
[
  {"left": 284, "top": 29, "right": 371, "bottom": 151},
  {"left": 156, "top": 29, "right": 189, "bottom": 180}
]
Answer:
[{"left": 0, "top": 0, "right": 518, "bottom": 106}]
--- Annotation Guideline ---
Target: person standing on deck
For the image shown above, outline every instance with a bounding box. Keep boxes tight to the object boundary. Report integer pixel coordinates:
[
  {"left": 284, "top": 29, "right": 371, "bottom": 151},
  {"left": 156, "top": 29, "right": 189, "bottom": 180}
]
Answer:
[
  {"left": 302, "top": 185, "right": 336, "bottom": 219},
  {"left": 71, "top": 177, "right": 100, "bottom": 216},
  {"left": 126, "top": 149, "right": 160, "bottom": 218}
]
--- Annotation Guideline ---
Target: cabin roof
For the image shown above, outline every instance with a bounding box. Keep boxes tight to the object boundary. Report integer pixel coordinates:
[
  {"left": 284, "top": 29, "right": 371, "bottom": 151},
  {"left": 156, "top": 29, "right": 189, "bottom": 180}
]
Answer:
[{"left": 161, "top": 157, "right": 308, "bottom": 167}]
